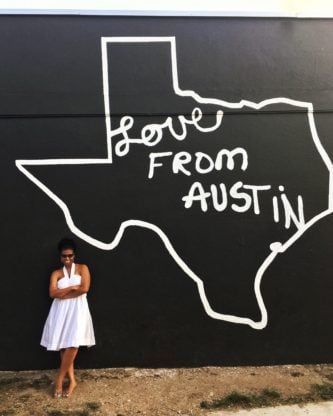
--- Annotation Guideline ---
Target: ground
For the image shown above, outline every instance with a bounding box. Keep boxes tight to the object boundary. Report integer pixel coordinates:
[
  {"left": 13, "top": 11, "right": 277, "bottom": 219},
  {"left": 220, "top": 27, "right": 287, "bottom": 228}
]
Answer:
[{"left": 1, "top": 364, "right": 333, "bottom": 416}]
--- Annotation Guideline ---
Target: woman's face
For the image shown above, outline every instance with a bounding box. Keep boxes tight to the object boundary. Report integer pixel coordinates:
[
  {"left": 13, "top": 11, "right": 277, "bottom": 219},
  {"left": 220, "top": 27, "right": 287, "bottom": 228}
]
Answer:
[{"left": 60, "top": 248, "right": 75, "bottom": 267}]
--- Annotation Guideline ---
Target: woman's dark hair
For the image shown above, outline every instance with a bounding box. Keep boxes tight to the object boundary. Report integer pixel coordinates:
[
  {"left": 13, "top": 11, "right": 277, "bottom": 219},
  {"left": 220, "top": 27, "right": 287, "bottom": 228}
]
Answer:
[{"left": 57, "top": 238, "right": 76, "bottom": 253}]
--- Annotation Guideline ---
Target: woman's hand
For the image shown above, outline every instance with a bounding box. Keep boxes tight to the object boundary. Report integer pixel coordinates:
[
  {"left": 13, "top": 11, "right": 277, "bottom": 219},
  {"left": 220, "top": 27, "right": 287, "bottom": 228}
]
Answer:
[
  {"left": 48, "top": 265, "right": 91, "bottom": 299},
  {"left": 49, "top": 272, "right": 77, "bottom": 299}
]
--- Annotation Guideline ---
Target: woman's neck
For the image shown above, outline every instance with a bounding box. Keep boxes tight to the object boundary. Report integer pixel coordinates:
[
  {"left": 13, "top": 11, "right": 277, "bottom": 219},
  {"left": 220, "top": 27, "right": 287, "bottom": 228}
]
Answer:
[{"left": 65, "top": 263, "right": 74, "bottom": 276}]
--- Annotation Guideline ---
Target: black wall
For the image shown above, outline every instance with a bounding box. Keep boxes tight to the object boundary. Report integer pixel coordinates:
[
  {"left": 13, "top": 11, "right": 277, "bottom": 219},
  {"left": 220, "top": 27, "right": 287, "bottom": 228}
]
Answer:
[{"left": 0, "top": 15, "right": 333, "bottom": 370}]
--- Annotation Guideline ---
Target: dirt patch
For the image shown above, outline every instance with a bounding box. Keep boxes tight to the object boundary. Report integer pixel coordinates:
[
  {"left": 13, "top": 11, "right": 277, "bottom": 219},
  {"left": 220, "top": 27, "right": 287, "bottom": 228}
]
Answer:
[{"left": 0, "top": 364, "right": 333, "bottom": 415}]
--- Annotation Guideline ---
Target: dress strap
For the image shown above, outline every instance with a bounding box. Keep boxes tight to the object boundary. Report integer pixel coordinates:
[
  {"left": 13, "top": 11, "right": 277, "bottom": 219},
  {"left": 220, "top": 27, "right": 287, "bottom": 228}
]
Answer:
[{"left": 63, "top": 263, "right": 75, "bottom": 278}]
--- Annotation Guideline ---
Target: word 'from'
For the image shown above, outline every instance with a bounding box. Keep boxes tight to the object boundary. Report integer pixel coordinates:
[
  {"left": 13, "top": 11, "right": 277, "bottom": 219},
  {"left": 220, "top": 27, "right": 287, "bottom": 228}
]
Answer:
[{"left": 148, "top": 148, "right": 247, "bottom": 178}]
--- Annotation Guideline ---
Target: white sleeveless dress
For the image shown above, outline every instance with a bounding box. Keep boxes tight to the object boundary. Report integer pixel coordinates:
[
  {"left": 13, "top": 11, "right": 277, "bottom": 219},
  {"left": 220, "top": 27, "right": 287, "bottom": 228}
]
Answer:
[{"left": 40, "top": 263, "right": 95, "bottom": 351}]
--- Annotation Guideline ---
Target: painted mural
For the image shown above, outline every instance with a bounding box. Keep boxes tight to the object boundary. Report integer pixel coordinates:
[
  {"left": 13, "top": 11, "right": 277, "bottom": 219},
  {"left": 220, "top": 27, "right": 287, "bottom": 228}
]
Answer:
[
  {"left": 1, "top": 16, "right": 333, "bottom": 369},
  {"left": 16, "top": 36, "right": 332, "bottom": 331}
]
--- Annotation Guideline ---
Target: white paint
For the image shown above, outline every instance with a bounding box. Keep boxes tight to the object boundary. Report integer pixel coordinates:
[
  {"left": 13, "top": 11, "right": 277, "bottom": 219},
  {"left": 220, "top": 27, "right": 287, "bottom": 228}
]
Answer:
[
  {"left": 148, "top": 148, "right": 249, "bottom": 179},
  {"left": 195, "top": 152, "right": 215, "bottom": 174},
  {"left": 148, "top": 152, "right": 173, "bottom": 179},
  {"left": 243, "top": 184, "right": 272, "bottom": 215},
  {"left": 272, "top": 196, "right": 279, "bottom": 223},
  {"left": 112, "top": 107, "right": 223, "bottom": 157},
  {"left": 230, "top": 182, "right": 253, "bottom": 213},
  {"left": 211, "top": 184, "right": 228, "bottom": 212},
  {"left": 172, "top": 152, "right": 192, "bottom": 176},
  {"left": 182, "top": 181, "right": 211, "bottom": 212},
  {"left": 181, "top": 182, "right": 304, "bottom": 225},
  {"left": 15, "top": 37, "right": 333, "bottom": 329},
  {"left": 215, "top": 148, "right": 248, "bottom": 171},
  {"left": 280, "top": 193, "right": 305, "bottom": 229}
]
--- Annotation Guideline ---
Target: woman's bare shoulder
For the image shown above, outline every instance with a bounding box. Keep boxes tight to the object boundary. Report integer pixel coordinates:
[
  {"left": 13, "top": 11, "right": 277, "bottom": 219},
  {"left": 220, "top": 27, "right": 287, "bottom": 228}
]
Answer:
[
  {"left": 50, "top": 268, "right": 64, "bottom": 279},
  {"left": 76, "top": 263, "right": 89, "bottom": 273}
]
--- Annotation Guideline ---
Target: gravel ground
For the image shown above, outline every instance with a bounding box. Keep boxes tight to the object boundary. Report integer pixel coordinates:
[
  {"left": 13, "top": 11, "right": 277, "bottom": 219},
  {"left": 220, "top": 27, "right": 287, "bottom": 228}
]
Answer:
[{"left": 0, "top": 364, "right": 333, "bottom": 416}]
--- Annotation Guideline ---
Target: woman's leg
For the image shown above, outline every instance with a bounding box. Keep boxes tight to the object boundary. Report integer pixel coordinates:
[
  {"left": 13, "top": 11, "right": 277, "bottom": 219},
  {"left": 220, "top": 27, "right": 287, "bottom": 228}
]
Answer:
[
  {"left": 59, "top": 349, "right": 70, "bottom": 385},
  {"left": 55, "top": 347, "right": 79, "bottom": 396},
  {"left": 53, "top": 350, "right": 64, "bottom": 397},
  {"left": 64, "top": 360, "right": 77, "bottom": 396}
]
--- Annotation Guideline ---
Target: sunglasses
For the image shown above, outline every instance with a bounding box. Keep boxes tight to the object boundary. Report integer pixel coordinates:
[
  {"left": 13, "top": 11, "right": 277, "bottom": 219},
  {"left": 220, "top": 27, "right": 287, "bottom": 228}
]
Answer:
[{"left": 61, "top": 253, "right": 74, "bottom": 258}]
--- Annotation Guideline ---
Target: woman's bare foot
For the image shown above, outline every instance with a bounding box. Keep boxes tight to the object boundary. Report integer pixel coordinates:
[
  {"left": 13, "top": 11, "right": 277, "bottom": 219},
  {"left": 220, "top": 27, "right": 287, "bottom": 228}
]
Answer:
[
  {"left": 53, "top": 380, "right": 63, "bottom": 398},
  {"left": 63, "top": 381, "right": 77, "bottom": 397},
  {"left": 53, "top": 387, "right": 62, "bottom": 398}
]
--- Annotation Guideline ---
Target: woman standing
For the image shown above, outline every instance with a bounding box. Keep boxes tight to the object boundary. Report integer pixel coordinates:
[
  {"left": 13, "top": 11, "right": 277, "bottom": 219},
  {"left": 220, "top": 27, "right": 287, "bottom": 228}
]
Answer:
[{"left": 41, "top": 238, "right": 95, "bottom": 398}]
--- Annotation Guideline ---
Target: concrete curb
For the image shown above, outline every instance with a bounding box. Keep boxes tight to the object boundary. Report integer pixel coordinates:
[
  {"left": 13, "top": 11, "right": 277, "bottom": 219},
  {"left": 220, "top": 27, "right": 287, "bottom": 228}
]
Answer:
[{"left": 208, "top": 401, "right": 333, "bottom": 415}]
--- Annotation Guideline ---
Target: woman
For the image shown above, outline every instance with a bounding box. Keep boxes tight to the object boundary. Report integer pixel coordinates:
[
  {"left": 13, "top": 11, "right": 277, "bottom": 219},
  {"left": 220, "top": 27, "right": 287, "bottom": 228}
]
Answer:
[{"left": 41, "top": 238, "right": 95, "bottom": 398}]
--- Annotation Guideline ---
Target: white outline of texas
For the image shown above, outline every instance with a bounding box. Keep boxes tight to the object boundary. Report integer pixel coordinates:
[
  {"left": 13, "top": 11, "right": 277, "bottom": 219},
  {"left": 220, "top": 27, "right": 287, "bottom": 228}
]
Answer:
[{"left": 16, "top": 37, "right": 333, "bottom": 329}]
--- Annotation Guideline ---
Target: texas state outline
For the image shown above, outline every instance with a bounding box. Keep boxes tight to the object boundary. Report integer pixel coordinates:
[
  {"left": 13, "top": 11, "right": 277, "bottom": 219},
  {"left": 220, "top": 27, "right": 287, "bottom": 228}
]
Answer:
[{"left": 15, "top": 36, "right": 333, "bottom": 329}]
